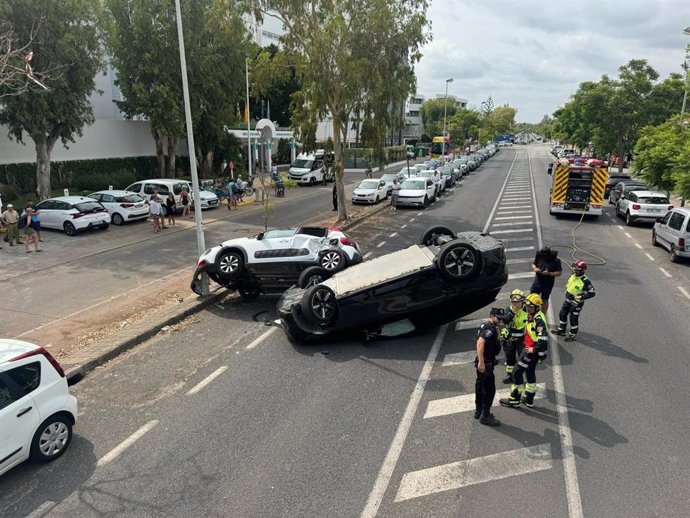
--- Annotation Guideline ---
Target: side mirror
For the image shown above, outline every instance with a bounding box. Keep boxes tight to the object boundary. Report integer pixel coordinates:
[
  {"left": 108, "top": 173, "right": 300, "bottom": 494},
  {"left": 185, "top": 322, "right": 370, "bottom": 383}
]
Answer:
[{"left": 256, "top": 232, "right": 264, "bottom": 240}]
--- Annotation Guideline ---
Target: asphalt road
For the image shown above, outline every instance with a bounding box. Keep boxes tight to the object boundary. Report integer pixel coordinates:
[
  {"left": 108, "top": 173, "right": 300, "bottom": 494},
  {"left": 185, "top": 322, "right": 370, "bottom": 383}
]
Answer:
[{"left": 4, "top": 145, "right": 690, "bottom": 517}]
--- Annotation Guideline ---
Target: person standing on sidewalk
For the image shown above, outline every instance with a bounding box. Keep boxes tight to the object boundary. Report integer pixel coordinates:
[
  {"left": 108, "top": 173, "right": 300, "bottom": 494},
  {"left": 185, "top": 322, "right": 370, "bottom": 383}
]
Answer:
[
  {"left": 1, "top": 204, "right": 20, "bottom": 247},
  {"left": 22, "top": 208, "right": 41, "bottom": 253},
  {"left": 181, "top": 188, "right": 191, "bottom": 219},
  {"left": 332, "top": 182, "right": 338, "bottom": 211},
  {"left": 474, "top": 307, "right": 505, "bottom": 427},
  {"left": 165, "top": 192, "right": 176, "bottom": 227},
  {"left": 149, "top": 195, "right": 162, "bottom": 233},
  {"left": 390, "top": 179, "right": 401, "bottom": 210}
]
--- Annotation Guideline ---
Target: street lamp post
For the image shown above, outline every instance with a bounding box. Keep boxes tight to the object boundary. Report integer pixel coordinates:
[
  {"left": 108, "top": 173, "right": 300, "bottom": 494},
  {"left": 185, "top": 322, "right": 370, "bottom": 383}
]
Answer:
[
  {"left": 680, "top": 26, "right": 690, "bottom": 125},
  {"left": 441, "top": 78, "right": 454, "bottom": 160}
]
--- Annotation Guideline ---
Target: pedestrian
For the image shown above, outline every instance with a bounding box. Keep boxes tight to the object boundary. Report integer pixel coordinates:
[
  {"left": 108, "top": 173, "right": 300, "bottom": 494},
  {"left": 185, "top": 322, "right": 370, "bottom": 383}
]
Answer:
[
  {"left": 321, "top": 162, "right": 328, "bottom": 186},
  {"left": 1, "top": 204, "right": 20, "bottom": 247},
  {"left": 474, "top": 307, "right": 505, "bottom": 426},
  {"left": 529, "top": 246, "right": 562, "bottom": 314},
  {"left": 165, "top": 192, "right": 176, "bottom": 227},
  {"left": 555, "top": 260, "right": 596, "bottom": 342},
  {"left": 149, "top": 195, "right": 162, "bottom": 233},
  {"left": 22, "top": 208, "right": 41, "bottom": 253},
  {"left": 180, "top": 189, "right": 191, "bottom": 219},
  {"left": 332, "top": 182, "right": 338, "bottom": 211},
  {"left": 365, "top": 163, "right": 373, "bottom": 179},
  {"left": 500, "top": 293, "right": 548, "bottom": 409},
  {"left": 236, "top": 177, "right": 245, "bottom": 202},
  {"left": 501, "top": 289, "right": 528, "bottom": 384},
  {"left": 25, "top": 202, "right": 43, "bottom": 242},
  {"left": 391, "top": 179, "right": 401, "bottom": 210},
  {"left": 226, "top": 179, "right": 237, "bottom": 210},
  {"left": 229, "top": 160, "right": 235, "bottom": 179}
]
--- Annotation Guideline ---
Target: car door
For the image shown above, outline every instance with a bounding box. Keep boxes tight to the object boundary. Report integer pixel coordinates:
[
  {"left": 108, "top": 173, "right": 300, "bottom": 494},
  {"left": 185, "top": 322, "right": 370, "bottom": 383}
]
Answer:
[
  {"left": 378, "top": 180, "right": 387, "bottom": 198},
  {"left": 250, "top": 229, "right": 299, "bottom": 264},
  {"left": 656, "top": 211, "right": 673, "bottom": 247},
  {"left": 618, "top": 192, "right": 632, "bottom": 216},
  {"left": 426, "top": 179, "right": 435, "bottom": 199},
  {"left": 35, "top": 200, "right": 57, "bottom": 228},
  {"left": 0, "top": 371, "right": 40, "bottom": 475},
  {"left": 667, "top": 212, "right": 686, "bottom": 248}
]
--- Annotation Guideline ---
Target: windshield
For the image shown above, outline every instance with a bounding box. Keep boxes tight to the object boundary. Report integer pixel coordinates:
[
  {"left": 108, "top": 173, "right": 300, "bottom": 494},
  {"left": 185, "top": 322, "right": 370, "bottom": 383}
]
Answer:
[
  {"left": 416, "top": 172, "right": 433, "bottom": 178},
  {"left": 261, "top": 228, "right": 297, "bottom": 239},
  {"left": 358, "top": 180, "right": 380, "bottom": 189},
  {"left": 401, "top": 180, "right": 426, "bottom": 190},
  {"left": 292, "top": 159, "right": 314, "bottom": 169}
]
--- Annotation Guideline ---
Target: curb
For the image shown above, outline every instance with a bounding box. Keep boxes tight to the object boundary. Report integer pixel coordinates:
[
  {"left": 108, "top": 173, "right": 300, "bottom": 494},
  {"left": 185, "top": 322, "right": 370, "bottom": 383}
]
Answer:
[{"left": 342, "top": 202, "right": 393, "bottom": 231}]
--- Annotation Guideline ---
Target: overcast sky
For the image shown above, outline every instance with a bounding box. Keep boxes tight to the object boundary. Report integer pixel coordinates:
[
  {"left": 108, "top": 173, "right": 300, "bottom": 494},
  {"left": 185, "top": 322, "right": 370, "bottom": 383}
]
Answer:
[{"left": 415, "top": 0, "right": 690, "bottom": 123}]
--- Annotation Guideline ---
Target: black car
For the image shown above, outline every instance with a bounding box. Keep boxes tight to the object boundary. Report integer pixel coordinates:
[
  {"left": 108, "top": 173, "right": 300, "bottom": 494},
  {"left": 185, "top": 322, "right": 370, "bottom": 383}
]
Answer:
[
  {"left": 277, "top": 226, "right": 508, "bottom": 343},
  {"left": 604, "top": 174, "right": 632, "bottom": 198}
]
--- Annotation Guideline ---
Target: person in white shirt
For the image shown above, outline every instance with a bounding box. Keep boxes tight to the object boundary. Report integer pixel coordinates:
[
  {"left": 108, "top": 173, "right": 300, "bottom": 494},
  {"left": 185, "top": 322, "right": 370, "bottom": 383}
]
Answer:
[{"left": 149, "top": 195, "right": 162, "bottom": 233}]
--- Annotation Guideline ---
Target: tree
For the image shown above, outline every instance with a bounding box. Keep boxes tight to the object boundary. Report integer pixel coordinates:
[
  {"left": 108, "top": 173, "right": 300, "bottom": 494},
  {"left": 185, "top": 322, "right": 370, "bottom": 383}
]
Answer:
[
  {"left": 447, "top": 107, "right": 480, "bottom": 149},
  {"left": 420, "top": 97, "right": 457, "bottom": 137},
  {"left": 481, "top": 105, "right": 516, "bottom": 142},
  {"left": 0, "top": 0, "right": 104, "bottom": 200},
  {"left": 633, "top": 117, "right": 683, "bottom": 192},
  {"left": 0, "top": 17, "right": 48, "bottom": 98},
  {"left": 254, "top": 0, "right": 430, "bottom": 222},
  {"left": 249, "top": 44, "right": 301, "bottom": 128}
]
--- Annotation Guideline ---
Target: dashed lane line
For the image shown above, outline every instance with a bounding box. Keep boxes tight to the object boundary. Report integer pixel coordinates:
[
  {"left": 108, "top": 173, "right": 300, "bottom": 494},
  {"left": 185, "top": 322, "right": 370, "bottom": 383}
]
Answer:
[
  {"left": 97, "top": 420, "right": 159, "bottom": 467},
  {"left": 417, "top": 212, "right": 424, "bottom": 216},
  {"left": 245, "top": 327, "right": 277, "bottom": 350},
  {"left": 390, "top": 232, "right": 398, "bottom": 237},
  {"left": 409, "top": 218, "right": 416, "bottom": 222},
  {"left": 377, "top": 241, "right": 387, "bottom": 248},
  {"left": 617, "top": 225, "right": 624, "bottom": 230},
  {"left": 364, "top": 252, "right": 373, "bottom": 259},
  {"left": 424, "top": 384, "right": 547, "bottom": 419},
  {"left": 678, "top": 287, "right": 690, "bottom": 300},
  {"left": 624, "top": 232, "right": 633, "bottom": 239},
  {"left": 24, "top": 501, "right": 56, "bottom": 518},
  {"left": 401, "top": 224, "right": 407, "bottom": 229},
  {"left": 634, "top": 243, "right": 643, "bottom": 249},
  {"left": 645, "top": 253, "right": 655, "bottom": 261},
  {"left": 186, "top": 366, "right": 228, "bottom": 396},
  {"left": 660, "top": 267, "right": 672, "bottom": 278}
]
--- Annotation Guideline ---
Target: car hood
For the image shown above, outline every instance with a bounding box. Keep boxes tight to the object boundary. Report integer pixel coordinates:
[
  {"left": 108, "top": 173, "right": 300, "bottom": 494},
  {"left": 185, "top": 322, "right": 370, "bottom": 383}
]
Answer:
[
  {"left": 353, "top": 188, "right": 378, "bottom": 195},
  {"left": 198, "top": 191, "right": 218, "bottom": 200}
]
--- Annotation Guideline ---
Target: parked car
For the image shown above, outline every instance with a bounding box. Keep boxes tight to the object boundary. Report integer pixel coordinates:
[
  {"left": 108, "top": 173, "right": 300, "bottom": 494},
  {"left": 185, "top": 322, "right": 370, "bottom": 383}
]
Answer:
[
  {"left": 277, "top": 226, "right": 508, "bottom": 343},
  {"left": 0, "top": 339, "right": 78, "bottom": 476},
  {"left": 604, "top": 173, "right": 631, "bottom": 198},
  {"left": 608, "top": 180, "right": 649, "bottom": 206},
  {"left": 380, "top": 172, "right": 406, "bottom": 195},
  {"left": 352, "top": 179, "right": 389, "bottom": 204},
  {"left": 616, "top": 190, "right": 672, "bottom": 226},
  {"left": 438, "top": 165, "right": 457, "bottom": 188},
  {"left": 190, "top": 226, "right": 363, "bottom": 299},
  {"left": 33, "top": 196, "right": 110, "bottom": 236},
  {"left": 88, "top": 190, "right": 149, "bottom": 225},
  {"left": 397, "top": 167, "right": 416, "bottom": 179},
  {"left": 396, "top": 178, "right": 437, "bottom": 208},
  {"left": 125, "top": 179, "right": 219, "bottom": 212},
  {"left": 653, "top": 207, "right": 690, "bottom": 262},
  {"left": 414, "top": 171, "right": 445, "bottom": 195}
]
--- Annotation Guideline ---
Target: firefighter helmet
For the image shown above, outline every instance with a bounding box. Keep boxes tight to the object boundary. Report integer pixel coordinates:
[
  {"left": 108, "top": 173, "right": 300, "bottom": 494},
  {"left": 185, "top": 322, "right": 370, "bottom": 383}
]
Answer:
[
  {"left": 510, "top": 289, "right": 525, "bottom": 301},
  {"left": 572, "top": 259, "right": 587, "bottom": 273},
  {"left": 525, "top": 293, "right": 543, "bottom": 307}
]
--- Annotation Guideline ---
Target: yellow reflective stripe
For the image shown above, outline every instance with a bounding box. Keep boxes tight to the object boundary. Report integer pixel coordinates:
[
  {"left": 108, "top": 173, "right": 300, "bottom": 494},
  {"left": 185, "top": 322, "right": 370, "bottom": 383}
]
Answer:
[
  {"left": 551, "top": 167, "right": 569, "bottom": 202},
  {"left": 525, "top": 383, "right": 537, "bottom": 393},
  {"left": 589, "top": 167, "right": 608, "bottom": 204}
]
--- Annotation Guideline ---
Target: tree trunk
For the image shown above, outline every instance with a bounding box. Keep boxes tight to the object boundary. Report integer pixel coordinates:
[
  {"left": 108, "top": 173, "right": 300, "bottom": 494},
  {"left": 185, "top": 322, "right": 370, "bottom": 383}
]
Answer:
[
  {"left": 617, "top": 141, "right": 624, "bottom": 173},
  {"left": 155, "top": 132, "right": 166, "bottom": 177},
  {"left": 333, "top": 116, "right": 348, "bottom": 222},
  {"left": 167, "top": 137, "right": 178, "bottom": 178},
  {"left": 33, "top": 134, "right": 55, "bottom": 201}
]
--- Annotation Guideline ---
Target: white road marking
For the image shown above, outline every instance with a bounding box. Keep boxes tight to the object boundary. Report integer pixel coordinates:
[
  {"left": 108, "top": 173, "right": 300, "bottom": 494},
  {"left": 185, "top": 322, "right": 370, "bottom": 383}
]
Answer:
[
  {"left": 498, "top": 205, "right": 532, "bottom": 210},
  {"left": 505, "top": 245, "right": 535, "bottom": 252},
  {"left": 394, "top": 444, "right": 553, "bottom": 502},
  {"left": 499, "top": 236, "right": 535, "bottom": 242},
  {"left": 25, "top": 501, "right": 56, "bottom": 518},
  {"left": 482, "top": 152, "right": 520, "bottom": 234},
  {"left": 390, "top": 232, "right": 398, "bottom": 238},
  {"left": 360, "top": 325, "right": 448, "bottom": 518},
  {"left": 494, "top": 215, "right": 533, "bottom": 220},
  {"left": 409, "top": 218, "right": 416, "bottom": 222},
  {"left": 624, "top": 232, "right": 632, "bottom": 239},
  {"left": 617, "top": 225, "right": 624, "bottom": 230},
  {"left": 97, "top": 420, "right": 159, "bottom": 467},
  {"left": 508, "top": 272, "right": 534, "bottom": 280},
  {"left": 634, "top": 243, "right": 643, "bottom": 249},
  {"left": 660, "top": 267, "right": 672, "bottom": 278},
  {"left": 417, "top": 212, "right": 424, "bottom": 216},
  {"left": 506, "top": 258, "right": 531, "bottom": 265},
  {"left": 441, "top": 351, "right": 476, "bottom": 366},
  {"left": 363, "top": 252, "right": 373, "bottom": 259},
  {"left": 497, "top": 210, "right": 532, "bottom": 215},
  {"left": 678, "top": 287, "right": 690, "bottom": 300},
  {"left": 454, "top": 318, "right": 486, "bottom": 331},
  {"left": 377, "top": 241, "right": 387, "bottom": 248},
  {"left": 245, "top": 326, "right": 277, "bottom": 350},
  {"left": 493, "top": 221, "right": 534, "bottom": 227},
  {"left": 490, "top": 228, "right": 534, "bottom": 234},
  {"left": 401, "top": 224, "right": 407, "bottom": 229},
  {"left": 424, "top": 384, "right": 546, "bottom": 418},
  {"left": 645, "top": 253, "right": 655, "bottom": 261},
  {"left": 186, "top": 366, "right": 228, "bottom": 396}
]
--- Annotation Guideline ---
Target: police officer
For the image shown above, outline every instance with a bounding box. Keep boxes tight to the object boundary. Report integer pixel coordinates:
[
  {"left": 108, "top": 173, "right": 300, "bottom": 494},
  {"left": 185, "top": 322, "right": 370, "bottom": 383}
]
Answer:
[
  {"left": 500, "top": 293, "right": 548, "bottom": 409},
  {"left": 556, "top": 259, "right": 595, "bottom": 342},
  {"left": 502, "top": 289, "right": 528, "bottom": 384},
  {"left": 474, "top": 307, "right": 505, "bottom": 427}
]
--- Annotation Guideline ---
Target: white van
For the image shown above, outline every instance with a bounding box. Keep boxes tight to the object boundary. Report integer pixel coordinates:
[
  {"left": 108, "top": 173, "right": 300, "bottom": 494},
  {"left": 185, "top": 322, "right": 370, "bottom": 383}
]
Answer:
[
  {"left": 125, "top": 179, "right": 219, "bottom": 212},
  {"left": 288, "top": 150, "right": 334, "bottom": 185},
  {"left": 653, "top": 207, "right": 690, "bottom": 262}
]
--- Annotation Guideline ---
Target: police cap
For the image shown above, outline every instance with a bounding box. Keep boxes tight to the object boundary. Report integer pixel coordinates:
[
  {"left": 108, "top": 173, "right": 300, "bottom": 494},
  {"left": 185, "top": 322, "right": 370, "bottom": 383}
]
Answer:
[{"left": 490, "top": 307, "right": 506, "bottom": 319}]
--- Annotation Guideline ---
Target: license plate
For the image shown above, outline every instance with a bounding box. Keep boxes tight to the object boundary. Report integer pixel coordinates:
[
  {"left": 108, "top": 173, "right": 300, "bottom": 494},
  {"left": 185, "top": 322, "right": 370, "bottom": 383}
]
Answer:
[
  {"left": 209, "top": 200, "right": 217, "bottom": 205},
  {"left": 648, "top": 209, "right": 660, "bottom": 213}
]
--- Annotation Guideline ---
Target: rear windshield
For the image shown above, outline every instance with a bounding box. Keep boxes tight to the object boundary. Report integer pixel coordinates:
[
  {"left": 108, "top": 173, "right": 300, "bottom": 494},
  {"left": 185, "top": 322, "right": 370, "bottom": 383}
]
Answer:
[
  {"left": 115, "top": 194, "right": 144, "bottom": 203},
  {"left": 74, "top": 201, "right": 105, "bottom": 213},
  {"left": 637, "top": 196, "right": 669, "bottom": 205},
  {"left": 401, "top": 180, "right": 426, "bottom": 189}
]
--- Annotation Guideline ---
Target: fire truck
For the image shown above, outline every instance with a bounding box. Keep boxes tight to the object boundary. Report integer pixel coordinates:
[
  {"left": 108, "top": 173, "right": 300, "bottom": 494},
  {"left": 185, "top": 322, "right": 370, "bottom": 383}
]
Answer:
[{"left": 548, "top": 159, "right": 608, "bottom": 217}]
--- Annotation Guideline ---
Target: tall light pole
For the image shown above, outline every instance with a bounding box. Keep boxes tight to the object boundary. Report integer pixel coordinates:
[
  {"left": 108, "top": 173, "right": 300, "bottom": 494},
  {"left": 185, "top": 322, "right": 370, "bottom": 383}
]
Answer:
[
  {"left": 246, "top": 57, "right": 253, "bottom": 177},
  {"left": 441, "top": 78, "right": 453, "bottom": 159},
  {"left": 680, "top": 27, "right": 690, "bottom": 125}
]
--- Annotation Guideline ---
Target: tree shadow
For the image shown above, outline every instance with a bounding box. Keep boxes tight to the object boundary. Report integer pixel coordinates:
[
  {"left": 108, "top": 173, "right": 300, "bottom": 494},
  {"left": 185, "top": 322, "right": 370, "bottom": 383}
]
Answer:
[{"left": 568, "top": 332, "right": 649, "bottom": 363}]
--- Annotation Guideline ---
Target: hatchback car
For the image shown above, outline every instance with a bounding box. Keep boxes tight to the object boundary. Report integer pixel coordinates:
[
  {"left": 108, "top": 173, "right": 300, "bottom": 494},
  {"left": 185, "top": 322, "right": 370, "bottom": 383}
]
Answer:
[
  {"left": 616, "top": 191, "right": 672, "bottom": 226},
  {"left": 653, "top": 207, "right": 690, "bottom": 262},
  {"left": 88, "top": 190, "right": 149, "bottom": 225},
  {"left": 352, "top": 179, "right": 389, "bottom": 204},
  {"left": 33, "top": 196, "right": 110, "bottom": 236},
  {"left": 0, "top": 339, "right": 78, "bottom": 476},
  {"left": 608, "top": 180, "right": 649, "bottom": 206},
  {"left": 604, "top": 174, "right": 631, "bottom": 198},
  {"left": 396, "top": 178, "right": 436, "bottom": 208}
]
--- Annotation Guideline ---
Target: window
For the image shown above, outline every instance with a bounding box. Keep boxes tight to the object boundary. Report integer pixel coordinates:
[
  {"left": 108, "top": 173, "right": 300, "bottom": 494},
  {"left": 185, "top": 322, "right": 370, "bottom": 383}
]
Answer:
[
  {"left": 0, "top": 377, "right": 14, "bottom": 411},
  {"left": 262, "top": 229, "right": 296, "bottom": 239},
  {"left": 89, "top": 194, "right": 102, "bottom": 202},
  {"left": 74, "top": 201, "right": 104, "bottom": 213},
  {"left": 660, "top": 212, "right": 672, "bottom": 225},
  {"left": 668, "top": 212, "right": 685, "bottom": 231},
  {"left": 101, "top": 194, "right": 115, "bottom": 203},
  {"left": 637, "top": 197, "right": 669, "bottom": 205},
  {"left": 36, "top": 201, "right": 55, "bottom": 210},
  {"left": 55, "top": 201, "right": 71, "bottom": 211},
  {"left": 5, "top": 362, "right": 41, "bottom": 396},
  {"left": 126, "top": 183, "right": 142, "bottom": 192}
]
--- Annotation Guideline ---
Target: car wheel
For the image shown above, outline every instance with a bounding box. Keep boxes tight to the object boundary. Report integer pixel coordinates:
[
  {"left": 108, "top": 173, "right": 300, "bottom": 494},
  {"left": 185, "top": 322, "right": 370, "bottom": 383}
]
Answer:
[
  {"left": 238, "top": 286, "right": 261, "bottom": 300},
  {"left": 112, "top": 213, "right": 124, "bottom": 225},
  {"left": 63, "top": 221, "right": 77, "bottom": 236},
  {"left": 375, "top": 195, "right": 379, "bottom": 203},
  {"left": 298, "top": 266, "right": 330, "bottom": 288},
  {"left": 301, "top": 284, "right": 338, "bottom": 327},
  {"left": 99, "top": 223, "right": 110, "bottom": 230},
  {"left": 652, "top": 231, "right": 659, "bottom": 247},
  {"left": 420, "top": 226, "right": 456, "bottom": 247},
  {"left": 310, "top": 177, "right": 316, "bottom": 185},
  {"left": 423, "top": 196, "right": 429, "bottom": 208},
  {"left": 319, "top": 250, "right": 346, "bottom": 272},
  {"left": 671, "top": 244, "right": 681, "bottom": 263},
  {"left": 30, "top": 414, "right": 72, "bottom": 463},
  {"left": 436, "top": 241, "right": 482, "bottom": 283},
  {"left": 625, "top": 212, "right": 633, "bottom": 226},
  {"left": 217, "top": 249, "right": 244, "bottom": 280}
]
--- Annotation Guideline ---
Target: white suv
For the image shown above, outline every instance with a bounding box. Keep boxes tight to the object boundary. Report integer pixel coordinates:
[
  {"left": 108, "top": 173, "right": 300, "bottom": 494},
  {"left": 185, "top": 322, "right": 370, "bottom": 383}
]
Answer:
[
  {"left": 0, "top": 339, "right": 78, "bottom": 476},
  {"left": 616, "top": 190, "right": 671, "bottom": 226}
]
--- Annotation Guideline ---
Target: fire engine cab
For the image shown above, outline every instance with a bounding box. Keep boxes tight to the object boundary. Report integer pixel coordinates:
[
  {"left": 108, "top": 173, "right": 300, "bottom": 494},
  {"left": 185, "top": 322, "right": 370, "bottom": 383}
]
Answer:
[{"left": 548, "top": 159, "right": 608, "bottom": 217}]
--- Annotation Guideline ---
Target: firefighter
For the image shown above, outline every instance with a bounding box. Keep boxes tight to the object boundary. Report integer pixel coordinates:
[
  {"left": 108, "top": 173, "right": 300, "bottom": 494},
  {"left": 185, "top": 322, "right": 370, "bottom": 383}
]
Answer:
[
  {"left": 556, "top": 259, "right": 596, "bottom": 342},
  {"left": 499, "top": 293, "right": 548, "bottom": 409},
  {"left": 501, "top": 289, "right": 528, "bottom": 385}
]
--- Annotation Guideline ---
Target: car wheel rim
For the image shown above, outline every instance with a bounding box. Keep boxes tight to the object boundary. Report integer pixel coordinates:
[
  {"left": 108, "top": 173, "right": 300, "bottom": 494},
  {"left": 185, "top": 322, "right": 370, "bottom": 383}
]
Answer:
[
  {"left": 321, "top": 252, "right": 341, "bottom": 270},
  {"left": 311, "top": 289, "right": 335, "bottom": 320},
  {"left": 39, "top": 422, "right": 69, "bottom": 457},
  {"left": 220, "top": 254, "right": 239, "bottom": 273},
  {"left": 307, "top": 275, "right": 324, "bottom": 287},
  {"left": 444, "top": 248, "right": 474, "bottom": 276}
]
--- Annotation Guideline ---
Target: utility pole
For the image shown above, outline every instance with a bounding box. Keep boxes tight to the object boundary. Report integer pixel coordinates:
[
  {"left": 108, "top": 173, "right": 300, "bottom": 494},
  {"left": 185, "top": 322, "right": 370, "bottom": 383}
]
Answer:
[{"left": 442, "top": 78, "right": 454, "bottom": 158}]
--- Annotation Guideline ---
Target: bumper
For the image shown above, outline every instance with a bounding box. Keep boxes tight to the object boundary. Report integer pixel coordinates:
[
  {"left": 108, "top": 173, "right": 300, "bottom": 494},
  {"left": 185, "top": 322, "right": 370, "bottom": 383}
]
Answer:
[
  {"left": 289, "top": 175, "right": 313, "bottom": 184},
  {"left": 352, "top": 197, "right": 378, "bottom": 204},
  {"left": 75, "top": 217, "right": 110, "bottom": 230},
  {"left": 396, "top": 197, "right": 426, "bottom": 207}
]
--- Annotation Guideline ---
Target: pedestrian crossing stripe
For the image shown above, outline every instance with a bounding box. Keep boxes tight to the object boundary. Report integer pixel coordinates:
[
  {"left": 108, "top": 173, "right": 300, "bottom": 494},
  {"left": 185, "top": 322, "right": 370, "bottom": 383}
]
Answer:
[
  {"left": 441, "top": 351, "right": 476, "bottom": 366},
  {"left": 454, "top": 319, "right": 485, "bottom": 331},
  {"left": 508, "top": 272, "right": 533, "bottom": 280},
  {"left": 394, "top": 444, "right": 553, "bottom": 502}
]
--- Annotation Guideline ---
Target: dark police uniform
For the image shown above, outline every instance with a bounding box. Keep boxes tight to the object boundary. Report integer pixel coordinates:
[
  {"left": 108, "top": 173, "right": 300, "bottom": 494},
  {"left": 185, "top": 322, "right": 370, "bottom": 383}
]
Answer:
[{"left": 475, "top": 319, "right": 502, "bottom": 418}]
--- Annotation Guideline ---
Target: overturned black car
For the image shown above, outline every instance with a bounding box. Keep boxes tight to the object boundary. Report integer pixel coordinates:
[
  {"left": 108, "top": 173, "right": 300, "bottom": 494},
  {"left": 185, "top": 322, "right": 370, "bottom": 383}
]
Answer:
[{"left": 277, "top": 226, "right": 508, "bottom": 343}]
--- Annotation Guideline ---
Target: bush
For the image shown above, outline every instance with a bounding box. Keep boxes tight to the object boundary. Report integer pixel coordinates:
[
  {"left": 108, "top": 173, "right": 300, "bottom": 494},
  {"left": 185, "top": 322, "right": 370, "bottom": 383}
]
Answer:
[
  {"left": 74, "top": 169, "right": 137, "bottom": 191},
  {"left": 0, "top": 184, "right": 19, "bottom": 203}
]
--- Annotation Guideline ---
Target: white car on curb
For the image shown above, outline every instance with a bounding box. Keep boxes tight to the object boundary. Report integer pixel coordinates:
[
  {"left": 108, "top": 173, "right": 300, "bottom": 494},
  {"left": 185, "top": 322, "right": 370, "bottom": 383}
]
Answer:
[
  {"left": 33, "top": 196, "right": 111, "bottom": 236},
  {"left": 88, "top": 190, "right": 149, "bottom": 225},
  {"left": 352, "top": 179, "right": 389, "bottom": 204},
  {"left": 0, "top": 339, "right": 78, "bottom": 477},
  {"left": 395, "top": 178, "right": 437, "bottom": 208}
]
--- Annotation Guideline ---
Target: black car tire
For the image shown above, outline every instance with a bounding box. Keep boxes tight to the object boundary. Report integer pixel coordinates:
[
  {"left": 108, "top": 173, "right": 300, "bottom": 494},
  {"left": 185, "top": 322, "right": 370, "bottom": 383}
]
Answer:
[
  {"left": 30, "top": 414, "right": 73, "bottom": 463},
  {"left": 671, "top": 244, "right": 681, "bottom": 263},
  {"left": 63, "top": 221, "right": 77, "bottom": 236},
  {"left": 217, "top": 249, "right": 244, "bottom": 280},
  {"left": 298, "top": 266, "right": 330, "bottom": 288},
  {"left": 301, "top": 284, "right": 338, "bottom": 327},
  {"left": 238, "top": 286, "right": 261, "bottom": 300},
  {"left": 99, "top": 223, "right": 110, "bottom": 230},
  {"left": 420, "top": 226, "right": 456, "bottom": 247},
  {"left": 625, "top": 211, "right": 633, "bottom": 226},
  {"left": 319, "top": 249, "right": 346, "bottom": 273},
  {"left": 112, "top": 213, "right": 124, "bottom": 225},
  {"left": 652, "top": 231, "right": 659, "bottom": 247},
  {"left": 436, "top": 241, "right": 482, "bottom": 283},
  {"left": 423, "top": 196, "right": 429, "bottom": 208}
]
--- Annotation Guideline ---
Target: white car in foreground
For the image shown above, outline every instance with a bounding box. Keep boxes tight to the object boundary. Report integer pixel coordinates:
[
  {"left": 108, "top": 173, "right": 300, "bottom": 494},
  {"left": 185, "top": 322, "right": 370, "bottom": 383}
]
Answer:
[
  {"left": 396, "top": 178, "right": 437, "bottom": 208},
  {"left": 616, "top": 190, "right": 672, "bottom": 226},
  {"left": 352, "top": 179, "right": 389, "bottom": 204},
  {"left": 33, "top": 196, "right": 111, "bottom": 236},
  {"left": 88, "top": 190, "right": 149, "bottom": 225},
  {"left": 0, "top": 339, "right": 78, "bottom": 476}
]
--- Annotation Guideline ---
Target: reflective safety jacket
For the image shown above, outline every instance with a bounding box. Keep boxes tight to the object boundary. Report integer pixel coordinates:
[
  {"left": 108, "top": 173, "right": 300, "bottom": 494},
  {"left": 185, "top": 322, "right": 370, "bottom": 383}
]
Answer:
[
  {"left": 524, "top": 312, "right": 549, "bottom": 359},
  {"left": 565, "top": 274, "right": 595, "bottom": 301},
  {"left": 505, "top": 306, "right": 528, "bottom": 341}
]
